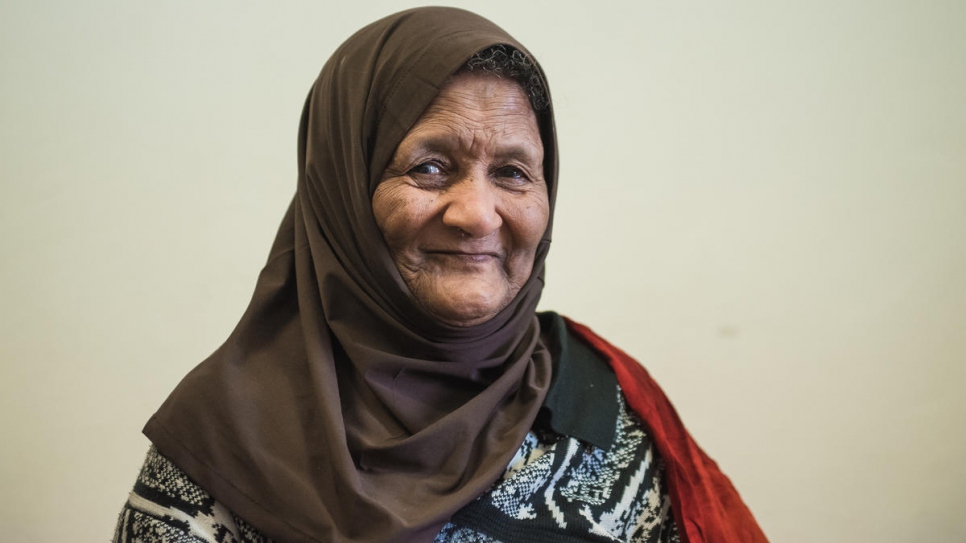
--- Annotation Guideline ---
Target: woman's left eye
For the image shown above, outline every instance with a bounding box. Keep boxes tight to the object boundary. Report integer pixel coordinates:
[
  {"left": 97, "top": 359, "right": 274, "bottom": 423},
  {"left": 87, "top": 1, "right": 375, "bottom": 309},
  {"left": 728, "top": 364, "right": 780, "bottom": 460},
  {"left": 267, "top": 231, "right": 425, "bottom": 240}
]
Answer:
[{"left": 495, "top": 166, "right": 527, "bottom": 181}]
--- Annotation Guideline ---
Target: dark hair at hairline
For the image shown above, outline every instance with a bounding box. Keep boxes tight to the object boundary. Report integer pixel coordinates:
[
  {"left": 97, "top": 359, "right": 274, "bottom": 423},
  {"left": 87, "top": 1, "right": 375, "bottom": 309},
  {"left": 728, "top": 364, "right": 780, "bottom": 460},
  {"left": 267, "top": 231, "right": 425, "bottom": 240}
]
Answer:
[{"left": 454, "top": 45, "right": 549, "bottom": 111}]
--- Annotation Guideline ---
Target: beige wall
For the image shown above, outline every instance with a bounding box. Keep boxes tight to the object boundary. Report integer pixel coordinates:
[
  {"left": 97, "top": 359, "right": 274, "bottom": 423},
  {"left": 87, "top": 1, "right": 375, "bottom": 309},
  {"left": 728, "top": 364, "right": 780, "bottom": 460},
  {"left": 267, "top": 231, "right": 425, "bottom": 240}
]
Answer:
[{"left": 2, "top": 1, "right": 964, "bottom": 541}]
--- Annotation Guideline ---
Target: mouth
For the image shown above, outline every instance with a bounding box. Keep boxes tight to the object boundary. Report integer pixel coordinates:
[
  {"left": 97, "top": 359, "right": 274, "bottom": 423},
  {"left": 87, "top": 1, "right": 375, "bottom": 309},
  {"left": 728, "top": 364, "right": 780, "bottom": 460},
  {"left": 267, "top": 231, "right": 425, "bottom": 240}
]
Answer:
[{"left": 427, "top": 249, "right": 502, "bottom": 263}]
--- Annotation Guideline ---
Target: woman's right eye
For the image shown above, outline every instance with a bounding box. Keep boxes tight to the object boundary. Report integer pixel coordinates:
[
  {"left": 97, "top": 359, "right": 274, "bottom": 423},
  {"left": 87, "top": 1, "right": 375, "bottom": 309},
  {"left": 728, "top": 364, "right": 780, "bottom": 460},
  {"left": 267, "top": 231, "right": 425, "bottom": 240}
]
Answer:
[{"left": 410, "top": 162, "right": 442, "bottom": 176}]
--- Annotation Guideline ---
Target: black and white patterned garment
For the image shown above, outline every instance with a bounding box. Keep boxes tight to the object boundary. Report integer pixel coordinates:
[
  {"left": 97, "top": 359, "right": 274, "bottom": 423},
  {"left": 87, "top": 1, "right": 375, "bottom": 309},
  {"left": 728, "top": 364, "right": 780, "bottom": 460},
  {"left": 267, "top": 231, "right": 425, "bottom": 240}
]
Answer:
[
  {"left": 436, "top": 391, "right": 679, "bottom": 543},
  {"left": 114, "top": 390, "right": 678, "bottom": 543},
  {"left": 114, "top": 445, "right": 269, "bottom": 543}
]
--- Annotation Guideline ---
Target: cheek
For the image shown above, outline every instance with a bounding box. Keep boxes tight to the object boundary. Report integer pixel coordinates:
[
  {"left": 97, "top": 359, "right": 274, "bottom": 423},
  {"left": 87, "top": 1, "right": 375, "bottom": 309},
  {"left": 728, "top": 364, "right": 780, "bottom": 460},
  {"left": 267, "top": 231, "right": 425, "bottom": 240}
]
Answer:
[
  {"left": 373, "top": 187, "right": 433, "bottom": 251},
  {"left": 503, "top": 194, "right": 550, "bottom": 283},
  {"left": 515, "top": 195, "right": 551, "bottom": 249}
]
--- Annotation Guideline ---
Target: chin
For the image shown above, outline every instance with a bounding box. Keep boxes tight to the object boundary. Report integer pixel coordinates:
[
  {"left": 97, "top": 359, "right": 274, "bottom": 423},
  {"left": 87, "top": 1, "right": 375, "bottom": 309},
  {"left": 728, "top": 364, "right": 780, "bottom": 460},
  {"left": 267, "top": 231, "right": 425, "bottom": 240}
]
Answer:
[
  {"left": 425, "top": 292, "right": 509, "bottom": 328},
  {"left": 431, "top": 303, "right": 499, "bottom": 327},
  {"left": 407, "top": 272, "right": 520, "bottom": 327}
]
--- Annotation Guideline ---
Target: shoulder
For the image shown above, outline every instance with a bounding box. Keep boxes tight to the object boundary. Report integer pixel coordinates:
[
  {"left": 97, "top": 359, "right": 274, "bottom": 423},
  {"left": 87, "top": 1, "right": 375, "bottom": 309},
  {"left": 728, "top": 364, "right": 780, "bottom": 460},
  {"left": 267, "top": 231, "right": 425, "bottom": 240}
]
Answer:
[
  {"left": 114, "top": 446, "right": 272, "bottom": 543},
  {"left": 559, "top": 316, "right": 649, "bottom": 377},
  {"left": 552, "top": 315, "right": 771, "bottom": 543}
]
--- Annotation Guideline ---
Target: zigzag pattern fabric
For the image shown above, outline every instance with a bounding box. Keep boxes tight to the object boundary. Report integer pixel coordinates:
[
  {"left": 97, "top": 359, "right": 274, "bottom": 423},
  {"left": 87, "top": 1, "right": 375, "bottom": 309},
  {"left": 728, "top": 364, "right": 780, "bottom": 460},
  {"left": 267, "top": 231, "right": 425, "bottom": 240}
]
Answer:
[
  {"left": 115, "top": 388, "right": 678, "bottom": 543},
  {"left": 114, "top": 446, "right": 270, "bottom": 543},
  {"left": 436, "top": 391, "right": 679, "bottom": 543}
]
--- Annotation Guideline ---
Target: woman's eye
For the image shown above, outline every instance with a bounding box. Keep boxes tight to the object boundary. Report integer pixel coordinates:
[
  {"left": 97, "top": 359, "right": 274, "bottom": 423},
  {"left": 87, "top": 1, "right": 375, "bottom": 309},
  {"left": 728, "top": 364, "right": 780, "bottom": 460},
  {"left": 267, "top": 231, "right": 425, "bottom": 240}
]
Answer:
[
  {"left": 410, "top": 162, "right": 442, "bottom": 176},
  {"left": 496, "top": 166, "right": 527, "bottom": 181}
]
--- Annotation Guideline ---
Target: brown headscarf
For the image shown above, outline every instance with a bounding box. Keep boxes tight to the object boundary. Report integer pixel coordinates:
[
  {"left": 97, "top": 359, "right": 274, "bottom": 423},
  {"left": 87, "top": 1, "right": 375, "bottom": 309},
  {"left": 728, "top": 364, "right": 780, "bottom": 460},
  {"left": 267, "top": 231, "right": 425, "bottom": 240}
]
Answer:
[{"left": 144, "top": 7, "right": 558, "bottom": 543}]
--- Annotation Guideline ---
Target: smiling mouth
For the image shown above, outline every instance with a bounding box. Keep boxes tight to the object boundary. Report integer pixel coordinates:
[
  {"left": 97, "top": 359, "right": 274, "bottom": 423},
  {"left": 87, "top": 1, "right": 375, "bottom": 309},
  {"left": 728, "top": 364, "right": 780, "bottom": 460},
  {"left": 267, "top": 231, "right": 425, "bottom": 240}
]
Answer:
[{"left": 428, "top": 250, "right": 501, "bottom": 262}]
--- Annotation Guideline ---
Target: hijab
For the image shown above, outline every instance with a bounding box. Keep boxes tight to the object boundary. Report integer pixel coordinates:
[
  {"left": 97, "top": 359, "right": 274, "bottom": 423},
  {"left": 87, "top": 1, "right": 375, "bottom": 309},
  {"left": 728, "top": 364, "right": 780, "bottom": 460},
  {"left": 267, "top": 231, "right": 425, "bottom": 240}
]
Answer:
[{"left": 143, "top": 7, "right": 558, "bottom": 543}]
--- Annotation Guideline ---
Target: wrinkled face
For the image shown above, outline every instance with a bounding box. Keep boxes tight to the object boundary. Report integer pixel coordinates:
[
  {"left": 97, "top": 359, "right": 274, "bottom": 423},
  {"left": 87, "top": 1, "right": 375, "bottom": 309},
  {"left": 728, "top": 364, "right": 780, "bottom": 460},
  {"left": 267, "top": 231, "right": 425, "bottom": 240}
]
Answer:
[{"left": 373, "top": 73, "right": 550, "bottom": 327}]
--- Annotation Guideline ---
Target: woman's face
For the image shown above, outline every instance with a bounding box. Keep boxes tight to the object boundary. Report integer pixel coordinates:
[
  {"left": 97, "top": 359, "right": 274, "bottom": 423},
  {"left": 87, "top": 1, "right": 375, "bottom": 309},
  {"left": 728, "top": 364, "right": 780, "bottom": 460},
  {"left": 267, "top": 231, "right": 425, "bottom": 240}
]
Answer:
[{"left": 373, "top": 72, "right": 550, "bottom": 327}]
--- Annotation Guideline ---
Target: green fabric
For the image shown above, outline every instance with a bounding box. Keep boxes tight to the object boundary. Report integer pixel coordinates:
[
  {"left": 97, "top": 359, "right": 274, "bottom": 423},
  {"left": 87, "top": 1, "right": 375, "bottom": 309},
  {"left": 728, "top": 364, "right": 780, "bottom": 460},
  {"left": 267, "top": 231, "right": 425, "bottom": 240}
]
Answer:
[{"left": 538, "top": 311, "right": 618, "bottom": 450}]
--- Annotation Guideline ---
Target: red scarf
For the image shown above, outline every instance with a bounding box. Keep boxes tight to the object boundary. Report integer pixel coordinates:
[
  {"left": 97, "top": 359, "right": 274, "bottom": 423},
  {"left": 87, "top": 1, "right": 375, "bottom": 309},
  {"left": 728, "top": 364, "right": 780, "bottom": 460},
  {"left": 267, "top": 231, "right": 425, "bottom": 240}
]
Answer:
[{"left": 566, "top": 317, "right": 769, "bottom": 543}]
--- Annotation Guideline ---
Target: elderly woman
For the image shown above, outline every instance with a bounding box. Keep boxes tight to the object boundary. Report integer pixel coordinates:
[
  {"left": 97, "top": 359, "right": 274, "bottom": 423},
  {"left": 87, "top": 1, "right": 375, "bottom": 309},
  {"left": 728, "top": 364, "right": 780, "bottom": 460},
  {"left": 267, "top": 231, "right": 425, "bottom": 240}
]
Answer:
[{"left": 115, "top": 7, "right": 766, "bottom": 543}]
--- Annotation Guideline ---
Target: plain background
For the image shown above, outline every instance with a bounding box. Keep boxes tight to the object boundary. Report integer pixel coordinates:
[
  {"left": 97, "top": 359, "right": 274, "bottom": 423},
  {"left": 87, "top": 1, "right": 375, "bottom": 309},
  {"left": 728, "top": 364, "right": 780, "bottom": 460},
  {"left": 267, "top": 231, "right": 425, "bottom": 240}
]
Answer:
[{"left": 2, "top": 1, "right": 964, "bottom": 541}]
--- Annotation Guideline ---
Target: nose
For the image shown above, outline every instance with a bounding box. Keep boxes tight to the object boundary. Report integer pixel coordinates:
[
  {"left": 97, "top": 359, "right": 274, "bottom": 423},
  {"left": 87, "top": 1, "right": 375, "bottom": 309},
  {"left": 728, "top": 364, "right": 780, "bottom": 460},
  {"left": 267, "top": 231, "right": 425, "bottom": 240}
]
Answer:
[{"left": 441, "top": 173, "right": 502, "bottom": 238}]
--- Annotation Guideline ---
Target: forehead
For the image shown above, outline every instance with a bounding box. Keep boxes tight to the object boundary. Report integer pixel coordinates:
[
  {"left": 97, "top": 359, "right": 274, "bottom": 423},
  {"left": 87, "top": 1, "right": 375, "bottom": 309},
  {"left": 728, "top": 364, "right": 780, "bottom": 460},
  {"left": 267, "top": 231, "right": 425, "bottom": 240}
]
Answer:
[{"left": 398, "top": 73, "right": 542, "bottom": 157}]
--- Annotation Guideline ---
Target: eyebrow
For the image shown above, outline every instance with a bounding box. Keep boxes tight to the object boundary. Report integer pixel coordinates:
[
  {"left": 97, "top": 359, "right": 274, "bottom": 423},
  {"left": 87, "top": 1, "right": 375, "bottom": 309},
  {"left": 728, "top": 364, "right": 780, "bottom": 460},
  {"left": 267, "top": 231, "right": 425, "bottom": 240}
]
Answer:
[
  {"left": 494, "top": 146, "right": 542, "bottom": 165},
  {"left": 403, "top": 135, "right": 543, "bottom": 165},
  {"left": 405, "top": 136, "right": 455, "bottom": 155}
]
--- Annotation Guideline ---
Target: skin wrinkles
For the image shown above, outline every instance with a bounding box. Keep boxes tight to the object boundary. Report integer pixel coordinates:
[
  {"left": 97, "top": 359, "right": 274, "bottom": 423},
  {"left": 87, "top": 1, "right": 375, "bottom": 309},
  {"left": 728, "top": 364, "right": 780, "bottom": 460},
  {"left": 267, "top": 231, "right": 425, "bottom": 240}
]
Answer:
[{"left": 373, "top": 72, "right": 550, "bottom": 327}]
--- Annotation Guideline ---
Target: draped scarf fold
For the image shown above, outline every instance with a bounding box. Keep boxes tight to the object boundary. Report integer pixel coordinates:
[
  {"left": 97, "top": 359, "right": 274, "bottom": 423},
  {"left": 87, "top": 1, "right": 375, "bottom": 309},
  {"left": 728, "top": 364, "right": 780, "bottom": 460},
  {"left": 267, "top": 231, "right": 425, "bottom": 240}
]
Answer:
[{"left": 144, "top": 7, "right": 559, "bottom": 543}]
